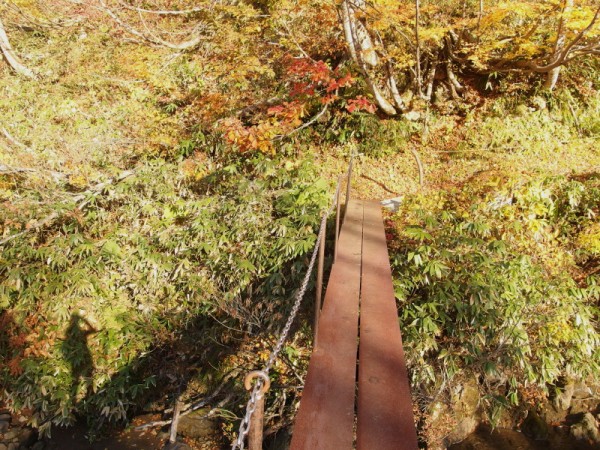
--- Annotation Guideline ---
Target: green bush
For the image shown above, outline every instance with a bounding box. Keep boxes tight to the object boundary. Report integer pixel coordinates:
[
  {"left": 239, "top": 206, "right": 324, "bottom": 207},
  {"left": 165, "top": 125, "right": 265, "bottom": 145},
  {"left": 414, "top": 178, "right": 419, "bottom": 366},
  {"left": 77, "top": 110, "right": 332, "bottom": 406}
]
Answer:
[
  {"left": 0, "top": 152, "right": 329, "bottom": 434},
  {"left": 318, "top": 112, "right": 418, "bottom": 158},
  {"left": 389, "top": 174, "right": 600, "bottom": 419}
]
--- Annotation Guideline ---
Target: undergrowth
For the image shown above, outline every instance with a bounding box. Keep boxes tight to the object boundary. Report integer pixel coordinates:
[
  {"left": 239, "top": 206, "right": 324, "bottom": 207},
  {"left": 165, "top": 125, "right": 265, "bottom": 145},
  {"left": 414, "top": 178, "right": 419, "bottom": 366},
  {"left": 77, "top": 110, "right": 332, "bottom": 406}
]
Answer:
[
  {"left": 389, "top": 172, "right": 600, "bottom": 431},
  {"left": 0, "top": 151, "right": 329, "bottom": 434}
]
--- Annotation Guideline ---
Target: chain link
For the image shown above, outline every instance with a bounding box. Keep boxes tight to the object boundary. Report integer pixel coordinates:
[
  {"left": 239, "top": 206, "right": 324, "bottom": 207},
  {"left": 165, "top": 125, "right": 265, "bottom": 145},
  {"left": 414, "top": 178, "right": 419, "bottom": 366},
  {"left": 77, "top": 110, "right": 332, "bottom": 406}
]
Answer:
[{"left": 231, "top": 161, "right": 351, "bottom": 450}]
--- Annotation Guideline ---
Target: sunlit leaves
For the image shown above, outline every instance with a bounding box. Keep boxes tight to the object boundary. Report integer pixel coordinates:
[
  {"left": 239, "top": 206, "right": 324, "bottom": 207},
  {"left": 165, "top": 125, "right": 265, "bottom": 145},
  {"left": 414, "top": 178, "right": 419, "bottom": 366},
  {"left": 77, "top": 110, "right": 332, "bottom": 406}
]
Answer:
[{"left": 390, "top": 173, "right": 600, "bottom": 419}]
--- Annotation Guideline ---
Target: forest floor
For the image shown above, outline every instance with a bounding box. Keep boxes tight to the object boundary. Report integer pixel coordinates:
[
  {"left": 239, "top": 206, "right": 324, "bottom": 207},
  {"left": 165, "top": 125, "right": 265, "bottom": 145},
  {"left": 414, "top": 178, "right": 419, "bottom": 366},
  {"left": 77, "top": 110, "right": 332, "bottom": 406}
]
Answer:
[{"left": 1, "top": 3, "right": 600, "bottom": 449}]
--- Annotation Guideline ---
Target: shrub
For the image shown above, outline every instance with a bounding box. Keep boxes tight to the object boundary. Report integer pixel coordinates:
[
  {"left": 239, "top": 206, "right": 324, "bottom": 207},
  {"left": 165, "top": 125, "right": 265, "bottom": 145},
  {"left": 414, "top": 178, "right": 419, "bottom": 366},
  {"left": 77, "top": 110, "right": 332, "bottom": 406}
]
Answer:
[
  {"left": 0, "top": 152, "right": 329, "bottom": 434},
  {"left": 389, "top": 174, "right": 600, "bottom": 420}
]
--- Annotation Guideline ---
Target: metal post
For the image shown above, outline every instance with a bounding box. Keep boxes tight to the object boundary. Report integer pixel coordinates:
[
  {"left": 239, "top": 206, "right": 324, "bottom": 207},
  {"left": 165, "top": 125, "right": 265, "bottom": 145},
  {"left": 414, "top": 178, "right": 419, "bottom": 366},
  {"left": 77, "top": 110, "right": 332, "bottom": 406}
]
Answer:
[
  {"left": 334, "top": 175, "right": 342, "bottom": 263},
  {"left": 314, "top": 220, "right": 326, "bottom": 345},
  {"left": 244, "top": 371, "right": 270, "bottom": 450},
  {"left": 248, "top": 393, "right": 265, "bottom": 450},
  {"left": 345, "top": 156, "right": 353, "bottom": 214}
]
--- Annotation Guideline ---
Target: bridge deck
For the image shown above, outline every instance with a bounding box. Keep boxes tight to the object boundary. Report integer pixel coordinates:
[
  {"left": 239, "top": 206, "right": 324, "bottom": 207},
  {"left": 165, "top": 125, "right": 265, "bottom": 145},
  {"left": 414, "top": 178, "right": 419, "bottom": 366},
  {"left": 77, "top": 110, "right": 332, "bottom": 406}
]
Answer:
[{"left": 290, "top": 200, "right": 418, "bottom": 450}]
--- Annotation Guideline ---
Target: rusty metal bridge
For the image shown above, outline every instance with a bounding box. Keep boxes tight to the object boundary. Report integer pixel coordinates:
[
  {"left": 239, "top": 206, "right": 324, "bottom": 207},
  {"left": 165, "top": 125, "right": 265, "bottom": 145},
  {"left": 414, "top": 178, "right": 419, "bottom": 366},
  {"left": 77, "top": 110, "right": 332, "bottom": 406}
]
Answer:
[
  {"left": 232, "top": 162, "right": 418, "bottom": 450},
  {"left": 290, "top": 199, "right": 418, "bottom": 450}
]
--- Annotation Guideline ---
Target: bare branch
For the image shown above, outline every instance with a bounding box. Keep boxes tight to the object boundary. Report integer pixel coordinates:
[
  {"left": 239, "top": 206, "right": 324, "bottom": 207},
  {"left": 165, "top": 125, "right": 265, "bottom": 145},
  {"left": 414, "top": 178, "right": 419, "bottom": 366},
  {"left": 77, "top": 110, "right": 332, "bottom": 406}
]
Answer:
[
  {"left": 0, "top": 171, "right": 134, "bottom": 246},
  {"left": 97, "top": 0, "right": 205, "bottom": 50},
  {"left": 0, "top": 164, "right": 35, "bottom": 175},
  {"left": 1, "top": 127, "right": 34, "bottom": 153},
  {"left": 500, "top": 4, "right": 600, "bottom": 73},
  {"left": 117, "top": 0, "right": 208, "bottom": 15},
  {"left": 275, "top": 104, "right": 329, "bottom": 139},
  {"left": 0, "top": 17, "right": 36, "bottom": 78}
]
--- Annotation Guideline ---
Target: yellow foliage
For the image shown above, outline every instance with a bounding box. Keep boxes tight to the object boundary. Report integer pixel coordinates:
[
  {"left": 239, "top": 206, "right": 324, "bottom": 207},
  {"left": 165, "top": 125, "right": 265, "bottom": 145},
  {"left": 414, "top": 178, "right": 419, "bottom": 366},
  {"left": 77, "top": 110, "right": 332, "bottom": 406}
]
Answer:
[{"left": 577, "top": 224, "right": 600, "bottom": 255}]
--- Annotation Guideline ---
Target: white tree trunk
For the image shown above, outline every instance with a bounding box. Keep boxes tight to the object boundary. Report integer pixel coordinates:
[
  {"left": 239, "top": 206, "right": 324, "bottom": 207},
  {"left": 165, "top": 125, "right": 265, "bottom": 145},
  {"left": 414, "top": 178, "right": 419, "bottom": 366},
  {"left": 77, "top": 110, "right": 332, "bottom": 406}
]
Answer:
[
  {"left": 544, "top": 0, "right": 573, "bottom": 91},
  {"left": 0, "top": 17, "right": 35, "bottom": 79},
  {"left": 340, "top": 0, "right": 397, "bottom": 115}
]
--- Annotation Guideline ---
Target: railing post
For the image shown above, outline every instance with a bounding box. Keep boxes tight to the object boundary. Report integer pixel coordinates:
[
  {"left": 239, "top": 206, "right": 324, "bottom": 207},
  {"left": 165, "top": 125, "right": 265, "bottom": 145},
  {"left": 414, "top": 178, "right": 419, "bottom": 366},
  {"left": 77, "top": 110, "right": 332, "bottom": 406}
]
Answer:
[
  {"left": 248, "top": 393, "right": 265, "bottom": 450},
  {"left": 345, "top": 156, "right": 353, "bottom": 215},
  {"left": 334, "top": 175, "right": 342, "bottom": 263},
  {"left": 244, "top": 371, "right": 271, "bottom": 450},
  {"left": 314, "top": 220, "right": 326, "bottom": 345}
]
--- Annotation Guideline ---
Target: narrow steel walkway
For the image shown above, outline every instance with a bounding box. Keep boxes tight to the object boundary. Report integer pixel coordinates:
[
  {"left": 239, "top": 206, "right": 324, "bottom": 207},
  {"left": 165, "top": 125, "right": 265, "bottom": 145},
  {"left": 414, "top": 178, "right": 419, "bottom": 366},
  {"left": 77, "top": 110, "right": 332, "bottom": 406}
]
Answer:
[{"left": 290, "top": 200, "right": 418, "bottom": 450}]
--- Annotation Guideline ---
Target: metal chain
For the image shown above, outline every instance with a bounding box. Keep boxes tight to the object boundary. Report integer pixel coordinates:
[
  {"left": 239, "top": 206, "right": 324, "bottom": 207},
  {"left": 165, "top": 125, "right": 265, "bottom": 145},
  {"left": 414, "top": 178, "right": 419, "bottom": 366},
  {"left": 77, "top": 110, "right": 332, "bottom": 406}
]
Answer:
[{"left": 231, "top": 170, "right": 347, "bottom": 450}]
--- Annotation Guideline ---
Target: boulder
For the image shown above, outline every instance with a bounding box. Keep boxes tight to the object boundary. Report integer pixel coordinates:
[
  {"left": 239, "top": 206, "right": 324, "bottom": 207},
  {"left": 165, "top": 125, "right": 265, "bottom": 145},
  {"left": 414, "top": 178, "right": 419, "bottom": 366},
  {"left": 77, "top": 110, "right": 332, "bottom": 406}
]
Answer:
[
  {"left": 540, "top": 402, "right": 568, "bottom": 425},
  {"left": 16, "top": 428, "right": 35, "bottom": 447},
  {"left": 572, "top": 381, "right": 593, "bottom": 400},
  {"left": 452, "top": 379, "right": 480, "bottom": 417},
  {"left": 439, "top": 378, "right": 482, "bottom": 446},
  {"left": 520, "top": 409, "right": 548, "bottom": 440},
  {"left": 2, "top": 430, "right": 19, "bottom": 441},
  {"left": 176, "top": 409, "right": 218, "bottom": 439},
  {"left": 31, "top": 441, "right": 45, "bottom": 450},
  {"left": 554, "top": 382, "right": 575, "bottom": 411},
  {"left": 163, "top": 442, "right": 191, "bottom": 450},
  {"left": 444, "top": 417, "right": 478, "bottom": 446},
  {"left": 570, "top": 412, "right": 600, "bottom": 444}
]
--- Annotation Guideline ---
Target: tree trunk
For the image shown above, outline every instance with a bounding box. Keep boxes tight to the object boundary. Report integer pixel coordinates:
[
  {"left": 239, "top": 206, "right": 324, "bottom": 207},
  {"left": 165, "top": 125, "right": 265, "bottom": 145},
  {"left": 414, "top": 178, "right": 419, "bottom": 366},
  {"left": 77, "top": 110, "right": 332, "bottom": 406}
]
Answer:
[
  {"left": 0, "top": 17, "right": 35, "bottom": 79},
  {"left": 340, "top": 0, "right": 397, "bottom": 115},
  {"left": 544, "top": 0, "right": 573, "bottom": 91},
  {"left": 415, "top": 0, "right": 422, "bottom": 96}
]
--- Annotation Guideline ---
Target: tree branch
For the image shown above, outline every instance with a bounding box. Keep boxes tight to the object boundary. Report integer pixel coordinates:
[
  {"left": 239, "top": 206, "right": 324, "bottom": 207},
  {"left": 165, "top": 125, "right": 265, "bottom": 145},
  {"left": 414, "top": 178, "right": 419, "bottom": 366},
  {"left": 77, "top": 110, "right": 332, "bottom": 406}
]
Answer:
[
  {"left": 117, "top": 0, "right": 208, "bottom": 15},
  {"left": 0, "top": 17, "right": 35, "bottom": 78},
  {"left": 275, "top": 104, "right": 328, "bottom": 139},
  {"left": 0, "top": 171, "right": 134, "bottom": 246},
  {"left": 97, "top": 0, "right": 205, "bottom": 50}
]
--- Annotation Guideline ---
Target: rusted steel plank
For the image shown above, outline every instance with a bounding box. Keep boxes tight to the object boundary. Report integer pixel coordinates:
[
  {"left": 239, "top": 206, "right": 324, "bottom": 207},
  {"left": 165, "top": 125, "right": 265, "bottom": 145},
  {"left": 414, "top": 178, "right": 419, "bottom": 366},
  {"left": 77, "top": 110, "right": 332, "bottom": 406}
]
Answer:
[
  {"left": 357, "top": 201, "right": 419, "bottom": 450},
  {"left": 290, "top": 200, "right": 364, "bottom": 450}
]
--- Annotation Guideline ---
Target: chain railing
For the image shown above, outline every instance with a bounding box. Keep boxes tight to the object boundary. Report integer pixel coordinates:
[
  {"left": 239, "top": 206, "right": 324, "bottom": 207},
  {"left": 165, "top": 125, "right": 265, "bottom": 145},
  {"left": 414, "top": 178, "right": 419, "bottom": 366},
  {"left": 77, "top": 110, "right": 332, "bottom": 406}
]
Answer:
[{"left": 231, "top": 156, "right": 354, "bottom": 450}]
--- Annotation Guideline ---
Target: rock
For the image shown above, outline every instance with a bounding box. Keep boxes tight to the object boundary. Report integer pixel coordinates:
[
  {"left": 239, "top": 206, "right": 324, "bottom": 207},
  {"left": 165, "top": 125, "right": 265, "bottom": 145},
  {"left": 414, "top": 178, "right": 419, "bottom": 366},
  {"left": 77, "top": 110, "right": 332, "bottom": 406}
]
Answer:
[
  {"left": 492, "top": 407, "right": 517, "bottom": 429},
  {"left": 0, "top": 443, "right": 7, "bottom": 450},
  {"left": 0, "top": 414, "right": 11, "bottom": 422},
  {"left": 573, "top": 381, "right": 593, "bottom": 399},
  {"left": 554, "top": 382, "right": 575, "bottom": 411},
  {"left": 440, "top": 379, "right": 482, "bottom": 446},
  {"left": 266, "top": 429, "right": 292, "bottom": 450},
  {"left": 17, "top": 428, "right": 35, "bottom": 447},
  {"left": 540, "top": 402, "right": 568, "bottom": 425},
  {"left": 444, "top": 417, "right": 478, "bottom": 446},
  {"left": 176, "top": 409, "right": 218, "bottom": 439},
  {"left": 429, "top": 401, "right": 449, "bottom": 424},
  {"left": 570, "top": 412, "right": 600, "bottom": 444},
  {"left": 452, "top": 379, "right": 480, "bottom": 417},
  {"left": 2, "top": 430, "right": 19, "bottom": 441},
  {"left": 7, "top": 443, "right": 17, "bottom": 450},
  {"left": 157, "top": 431, "right": 170, "bottom": 441},
  {"left": 531, "top": 96, "right": 547, "bottom": 110},
  {"left": 31, "top": 442, "right": 45, "bottom": 450},
  {"left": 0, "top": 420, "right": 9, "bottom": 433},
  {"left": 404, "top": 111, "right": 421, "bottom": 122},
  {"left": 571, "top": 398, "right": 600, "bottom": 415},
  {"left": 163, "top": 442, "right": 191, "bottom": 450},
  {"left": 520, "top": 409, "right": 549, "bottom": 440}
]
